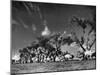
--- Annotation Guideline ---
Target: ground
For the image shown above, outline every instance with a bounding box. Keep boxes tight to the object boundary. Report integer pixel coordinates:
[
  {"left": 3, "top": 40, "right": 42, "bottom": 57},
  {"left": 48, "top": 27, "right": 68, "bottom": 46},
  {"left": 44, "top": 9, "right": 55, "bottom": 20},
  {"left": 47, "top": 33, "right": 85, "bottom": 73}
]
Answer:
[{"left": 11, "top": 59, "right": 96, "bottom": 74}]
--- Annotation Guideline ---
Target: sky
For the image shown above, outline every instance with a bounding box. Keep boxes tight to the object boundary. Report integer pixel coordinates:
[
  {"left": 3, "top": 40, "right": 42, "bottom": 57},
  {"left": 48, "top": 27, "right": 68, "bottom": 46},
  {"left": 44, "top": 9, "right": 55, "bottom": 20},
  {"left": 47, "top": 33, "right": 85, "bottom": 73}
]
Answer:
[{"left": 11, "top": 1, "right": 96, "bottom": 56}]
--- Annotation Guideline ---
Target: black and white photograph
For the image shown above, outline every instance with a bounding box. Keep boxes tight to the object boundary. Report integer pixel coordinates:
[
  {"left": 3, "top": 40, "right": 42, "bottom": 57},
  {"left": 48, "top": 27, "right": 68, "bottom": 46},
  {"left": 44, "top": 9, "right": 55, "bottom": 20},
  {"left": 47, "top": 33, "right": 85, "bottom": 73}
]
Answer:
[{"left": 11, "top": 0, "right": 96, "bottom": 74}]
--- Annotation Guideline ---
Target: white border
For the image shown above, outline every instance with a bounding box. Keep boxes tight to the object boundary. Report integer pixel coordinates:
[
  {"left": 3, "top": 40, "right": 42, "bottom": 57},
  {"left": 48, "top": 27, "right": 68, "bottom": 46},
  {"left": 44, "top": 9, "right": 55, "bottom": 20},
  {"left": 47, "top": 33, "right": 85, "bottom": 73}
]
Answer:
[
  {"left": 14, "top": 0, "right": 96, "bottom": 6},
  {"left": 0, "top": 0, "right": 100, "bottom": 75}
]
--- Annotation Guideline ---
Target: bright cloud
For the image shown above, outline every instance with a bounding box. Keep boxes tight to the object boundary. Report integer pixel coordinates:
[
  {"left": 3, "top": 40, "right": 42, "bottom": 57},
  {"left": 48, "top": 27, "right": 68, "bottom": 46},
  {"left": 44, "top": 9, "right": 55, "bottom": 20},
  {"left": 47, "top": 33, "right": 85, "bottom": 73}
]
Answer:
[{"left": 41, "top": 25, "right": 51, "bottom": 36}]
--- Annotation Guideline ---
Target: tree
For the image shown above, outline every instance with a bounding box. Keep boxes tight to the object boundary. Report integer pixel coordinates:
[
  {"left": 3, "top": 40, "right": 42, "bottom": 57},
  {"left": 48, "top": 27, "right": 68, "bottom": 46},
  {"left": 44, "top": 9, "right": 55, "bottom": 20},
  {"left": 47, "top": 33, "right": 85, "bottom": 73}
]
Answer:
[{"left": 71, "top": 14, "right": 96, "bottom": 52}]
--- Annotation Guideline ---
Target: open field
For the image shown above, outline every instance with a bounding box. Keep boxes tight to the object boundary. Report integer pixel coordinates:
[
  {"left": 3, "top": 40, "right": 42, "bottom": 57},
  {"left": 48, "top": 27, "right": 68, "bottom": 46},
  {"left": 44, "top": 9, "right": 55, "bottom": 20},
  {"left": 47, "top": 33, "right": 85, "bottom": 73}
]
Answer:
[{"left": 11, "top": 59, "right": 96, "bottom": 74}]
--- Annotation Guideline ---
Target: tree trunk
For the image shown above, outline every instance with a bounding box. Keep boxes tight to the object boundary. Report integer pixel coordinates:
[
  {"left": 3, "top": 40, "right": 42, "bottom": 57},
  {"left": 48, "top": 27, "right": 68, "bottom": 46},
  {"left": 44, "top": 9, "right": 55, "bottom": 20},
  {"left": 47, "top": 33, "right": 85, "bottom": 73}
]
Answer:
[{"left": 79, "top": 42, "right": 86, "bottom": 52}]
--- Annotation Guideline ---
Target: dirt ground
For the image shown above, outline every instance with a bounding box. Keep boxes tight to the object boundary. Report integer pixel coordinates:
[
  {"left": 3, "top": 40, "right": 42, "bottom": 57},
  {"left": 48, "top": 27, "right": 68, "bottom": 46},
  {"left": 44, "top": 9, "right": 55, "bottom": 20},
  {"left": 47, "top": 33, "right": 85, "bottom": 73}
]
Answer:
[{"left": 11, "top": 59, "right": 96, "bottom": 74}]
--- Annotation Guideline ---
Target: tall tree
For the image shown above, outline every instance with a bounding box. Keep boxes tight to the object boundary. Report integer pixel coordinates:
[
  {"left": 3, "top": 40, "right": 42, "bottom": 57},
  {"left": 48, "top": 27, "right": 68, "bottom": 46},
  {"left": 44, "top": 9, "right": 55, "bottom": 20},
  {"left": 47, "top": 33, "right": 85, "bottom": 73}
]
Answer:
[{"left": 71, "top": 13, "right": 96, "bottom": 52}]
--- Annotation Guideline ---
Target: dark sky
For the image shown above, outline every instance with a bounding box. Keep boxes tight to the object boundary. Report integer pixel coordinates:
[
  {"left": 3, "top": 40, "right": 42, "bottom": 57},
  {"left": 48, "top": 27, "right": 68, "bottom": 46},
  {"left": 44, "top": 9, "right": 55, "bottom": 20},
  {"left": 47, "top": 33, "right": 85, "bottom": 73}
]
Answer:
[{"left": 11, "top": 1, "right": 96, "bottom": 56}]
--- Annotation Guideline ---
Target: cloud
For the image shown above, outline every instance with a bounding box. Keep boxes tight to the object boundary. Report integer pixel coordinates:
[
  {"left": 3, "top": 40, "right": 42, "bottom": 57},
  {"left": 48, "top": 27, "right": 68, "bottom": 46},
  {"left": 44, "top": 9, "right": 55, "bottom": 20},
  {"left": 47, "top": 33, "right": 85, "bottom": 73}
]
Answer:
[
  {"left": 41, "top": 25, "right": 51, "bottom": 36},
  {"left": 20, "top": 20, "right": 28, "bottom": 29},
  {"left": 23, "top": 2, "right": 32, "bottom": 15},
  {"left": 36, "top": 5, "right": 43, "bottom": 20},
  {"left": 43, "top": 20, "right": 47, "bottom": 26},
  {"left": 12, "top": 19, "right": 19, "bottom": 25},
  {"left": 12, "top": 19, "right": 20, "bottom": 31},
  {"left": 17, "top": 18, "right": 29, "bottom": 29},
  {"left": 23, "top": 24, "right": 29, "bottom": 29},
  {"left": 12, "top": 18, "right": 29, "bottom": 31},
  {"left": 32, "top": 24, "right": 37, "bottom": 31}
]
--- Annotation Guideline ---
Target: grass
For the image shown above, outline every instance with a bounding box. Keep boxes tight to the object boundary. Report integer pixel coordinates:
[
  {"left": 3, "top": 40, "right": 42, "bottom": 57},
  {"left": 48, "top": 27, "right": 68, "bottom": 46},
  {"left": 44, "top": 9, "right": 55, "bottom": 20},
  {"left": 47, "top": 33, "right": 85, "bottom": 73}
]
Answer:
[{"left": 11, "top": 59, "right": 96, "bottom": 74}]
